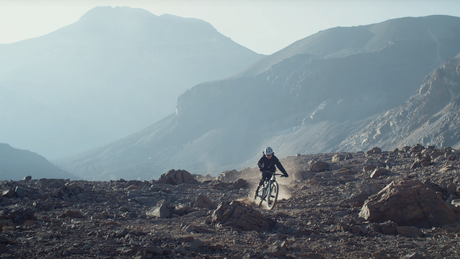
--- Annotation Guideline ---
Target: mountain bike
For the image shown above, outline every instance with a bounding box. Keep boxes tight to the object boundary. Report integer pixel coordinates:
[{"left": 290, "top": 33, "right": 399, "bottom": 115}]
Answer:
[{"left": 254, "top": 172, "right": 283, "bottom": 210}]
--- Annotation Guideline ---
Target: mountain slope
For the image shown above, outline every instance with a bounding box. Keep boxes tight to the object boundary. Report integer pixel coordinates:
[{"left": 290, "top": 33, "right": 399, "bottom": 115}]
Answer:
[
  {"left": 337, "top": 53, "right": 460, "bottom": 151},
  {"left": 57, "top": 15, "right": 460, "bottom": 180},
  {"left": 0, "top": 6, "right": 263, "bottom": 159},
  {"left": 0, "top": 143, "right": 73, "bottom": 181}
]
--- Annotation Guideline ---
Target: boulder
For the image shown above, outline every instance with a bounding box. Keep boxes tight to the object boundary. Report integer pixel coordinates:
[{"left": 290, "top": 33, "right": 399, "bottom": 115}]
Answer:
[
  {"left": 14, "top": 186, "right": 31, "bottom": 198},
  {"left": 419, "top": 156, "right": 431, "bottom": 167},
  {"left": 379, "top": 220, "right": 398, "bottom": 235},
  {"left": 332, "top": 154, "right": 344, "bottom": 162},
  {"left": 146, "top": 200, "right": 173, "bottom": 218},
  {"left": 157, "top": 169, "right": 199, "bottom": 185},
  {"left": 397, "top": 226, "right": 423, "bottom": 237},
  {"left": 349, "top": 183, "right": 382, "bottom": 207},
  {"left": 2, "top": 189, "right": 15, "bottom": 198},
  {"left": 211, "top": 200, "right": 274, "bottom": 231},
  {"left": 366, "top": 147, "right": 382, "bottom": 156},
  {"left": 370, "top": 168, "right": 391, "bottom": 179},
  {"left": 359, "top": 179, "right": 457, "bottom": 228},
  {"left": 410, "top": 144, "right": 424, "bottom": 153},
  {"left": 232, "top": 179, "right": 248, "bottom": 189},
  {"left": 192, "top": 195, "right": 216, "bottom": 209},
  {"left": 310, "top": 161, "right": 329, "bottom": 172}
]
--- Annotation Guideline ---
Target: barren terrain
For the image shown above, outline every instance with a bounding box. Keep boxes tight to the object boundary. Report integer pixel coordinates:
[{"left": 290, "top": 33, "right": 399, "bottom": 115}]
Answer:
[{"left": 1, "top": 144, "right": 460, "bottom": 258}]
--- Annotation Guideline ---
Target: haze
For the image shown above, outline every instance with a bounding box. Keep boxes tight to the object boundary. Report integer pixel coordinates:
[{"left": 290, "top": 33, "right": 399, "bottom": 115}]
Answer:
[{"left": 1, "top": 0, "right": 460, "bottom": 55}]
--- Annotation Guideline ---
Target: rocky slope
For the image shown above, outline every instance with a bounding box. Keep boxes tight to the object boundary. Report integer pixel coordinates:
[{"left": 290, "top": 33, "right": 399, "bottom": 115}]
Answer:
[
  {"left": 57, "top": 15, "right": 460, "bottom": 180},
  {"left": 0, "top": 6, "right": 263, "bottom": 159},
  {"left": 338, "top": 52, "right": 460, "bottom": 152},
  {"left": 0, "top": 143, "right": 73, "bottom": 181},
  {"left": 2, "top": 144, "right": 460, "bottom": 258}
]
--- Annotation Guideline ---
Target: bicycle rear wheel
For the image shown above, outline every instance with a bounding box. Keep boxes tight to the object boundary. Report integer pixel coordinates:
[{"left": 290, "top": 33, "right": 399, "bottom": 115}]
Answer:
[{"left": 266, "top": 181, "right": 279, "bottom": 210}]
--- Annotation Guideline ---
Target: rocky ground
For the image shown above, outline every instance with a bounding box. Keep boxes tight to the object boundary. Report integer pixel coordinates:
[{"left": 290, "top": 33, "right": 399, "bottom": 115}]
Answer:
[{"left": 2, "top": 144, "right": 460, "bottom": 258}]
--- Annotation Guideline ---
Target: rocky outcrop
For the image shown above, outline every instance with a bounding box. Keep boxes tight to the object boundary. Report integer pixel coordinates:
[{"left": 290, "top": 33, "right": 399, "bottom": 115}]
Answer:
[
  {"left": 157, "top": 169, "right": 199, "bottom": 185},
  {"left": 359, "top": 179, "right": 457, "bottom": 228},
  {"left": 339, "top": 53, "right": 460, "bottom": 152}
]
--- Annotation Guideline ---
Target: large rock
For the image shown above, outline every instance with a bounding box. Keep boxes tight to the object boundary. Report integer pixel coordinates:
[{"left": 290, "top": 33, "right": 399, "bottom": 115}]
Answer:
[
  {"left": 146, "top": 200, "right": 174, "bottom": 218},
  {"left": 309, "top": 161, "right": 329, "bottom": 172},
  {"left": 192, "top": 195, "right": 217, "bottom": 209},
  {"left": 370, "top": 168, "right": 391, "bottom": 179},
  {"left": 211, "top": 200, "right": 274, "bottom": 231},
  {"left": 359, "top": 180, "right": 457, "bottom": 228},
  {"left": 157, "top": 169, "right": 199, "bottom": 185}
]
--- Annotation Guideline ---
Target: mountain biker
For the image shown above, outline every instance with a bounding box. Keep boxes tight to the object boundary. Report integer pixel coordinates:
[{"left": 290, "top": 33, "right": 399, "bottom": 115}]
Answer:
[{"left": 255, "top": 147, "right": 289, "bottom": 198}]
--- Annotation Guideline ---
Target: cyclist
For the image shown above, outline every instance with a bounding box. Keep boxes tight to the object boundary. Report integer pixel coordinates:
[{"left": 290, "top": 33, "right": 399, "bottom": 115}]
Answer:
[{"left": 255, "top": 147, "right": 289, "bottom": 198}]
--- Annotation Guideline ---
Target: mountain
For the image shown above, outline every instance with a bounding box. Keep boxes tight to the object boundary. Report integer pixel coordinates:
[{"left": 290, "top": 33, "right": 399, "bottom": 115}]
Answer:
[
  {"left": 57, "top": 15, "right": 460, "bottom": 180},
  {"left": 337, "top": 52, "right": 460, "bottom": 151},
  {"left": 0, "top": 143, "right": 73, "bottom": 180},
  {"left": 0, "top": 6, "right": 263, "bottom": 159}
]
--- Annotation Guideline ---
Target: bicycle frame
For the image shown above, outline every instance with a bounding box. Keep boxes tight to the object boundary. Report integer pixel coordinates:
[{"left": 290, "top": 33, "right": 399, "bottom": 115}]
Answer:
[{"left": 256, "top": 171, "right": 282, "bottom": 210}]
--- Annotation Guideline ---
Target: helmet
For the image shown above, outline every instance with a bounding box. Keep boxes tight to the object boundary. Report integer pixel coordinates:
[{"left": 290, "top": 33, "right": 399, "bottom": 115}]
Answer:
[{"left": 265, "top": 147, "right": 274, "bottom": 156}]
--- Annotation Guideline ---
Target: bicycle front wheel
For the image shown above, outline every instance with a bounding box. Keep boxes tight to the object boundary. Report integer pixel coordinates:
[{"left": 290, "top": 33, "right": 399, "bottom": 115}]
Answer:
[
  {"left": 255, "top": 186, "right": 265, "bottom": 207},
  {"left": 266, "top": 181, "right": 279, "bottom": 210}
]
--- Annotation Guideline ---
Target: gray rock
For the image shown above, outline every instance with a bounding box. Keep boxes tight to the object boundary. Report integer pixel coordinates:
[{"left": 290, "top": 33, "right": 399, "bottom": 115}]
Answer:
[
  {"left": 190, "top": 239, "right": 204, "bottom": 249},
  {"left": 370, "top": 168, "right": 391, "bottom": 178},
  {"left": 14, "top": 186, "right": 30, "bottom": 198},
  {"left": 310, "top": 161, "right": 329, "bottom": 172},
  {"left": 146, "top": 200, "right": 173, "bottom": 218},
  {"left": 134, "top": 196, "right": 160, "bottom": 207},
  {"left": 397, "top": 226, "right": 423, "bottom": 237},
  {"left": 157, "top": 169, "right": 199, "bottom": 185},
  {"left": 192, "top": 195, "right": 216, "bottom": 209},
  {"left": 360, "top": 180, "right": 457, "bottom": 228}
]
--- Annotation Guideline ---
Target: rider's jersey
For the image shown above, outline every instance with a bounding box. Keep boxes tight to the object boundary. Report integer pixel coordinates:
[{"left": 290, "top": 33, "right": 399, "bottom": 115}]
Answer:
[{"left": 257, "top": 154, "right": 288, "bottom": 176}]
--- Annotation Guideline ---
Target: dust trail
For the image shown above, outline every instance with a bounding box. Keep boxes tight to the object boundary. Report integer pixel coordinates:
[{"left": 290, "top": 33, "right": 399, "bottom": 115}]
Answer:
[{"left": 278, "top": 184, "right": 292, "bottom": 200}]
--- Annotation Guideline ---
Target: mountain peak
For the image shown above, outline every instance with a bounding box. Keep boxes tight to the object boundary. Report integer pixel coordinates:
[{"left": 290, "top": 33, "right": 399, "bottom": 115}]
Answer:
[{"left": 79, "top": 6, "right": 158, "bottom": 24}]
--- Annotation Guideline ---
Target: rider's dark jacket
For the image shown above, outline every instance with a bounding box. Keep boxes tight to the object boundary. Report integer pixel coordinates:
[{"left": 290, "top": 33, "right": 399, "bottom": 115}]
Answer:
[{"left": 257, "top": 154, "right": 289, "bottom": 177}]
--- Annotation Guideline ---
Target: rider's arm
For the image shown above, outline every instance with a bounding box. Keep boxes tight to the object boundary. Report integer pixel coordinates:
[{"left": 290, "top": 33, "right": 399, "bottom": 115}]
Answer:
[
  {"left": 257, "top": 156, "right": 265, "bottom": 171},
  {"left": 275, "top": 158, "right": 289, "bottom": 177}
]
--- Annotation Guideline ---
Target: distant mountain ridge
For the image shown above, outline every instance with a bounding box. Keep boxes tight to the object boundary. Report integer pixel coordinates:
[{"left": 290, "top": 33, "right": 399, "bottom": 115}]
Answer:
[
  {"left": 0, "top": 143, "right": 72, "bottom": 181},
  {"left": 0, "top": 6, "right": 263, "bottom": 159},
  {"left": 57, "top": 15, "right": 460, "bottom": 180},
  {"left": 235, "top": 15, "right": 460, "bottom": 77}
]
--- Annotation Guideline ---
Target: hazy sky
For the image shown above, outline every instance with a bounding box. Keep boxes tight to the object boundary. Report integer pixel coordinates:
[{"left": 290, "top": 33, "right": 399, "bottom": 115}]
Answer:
[{"left": 1, "top": 0, "right": 460, "bottom": 55}]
